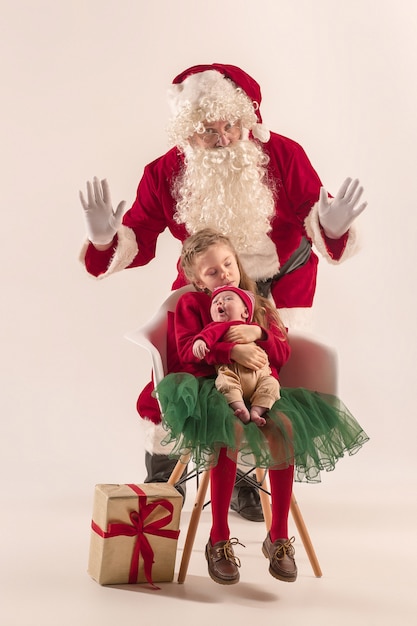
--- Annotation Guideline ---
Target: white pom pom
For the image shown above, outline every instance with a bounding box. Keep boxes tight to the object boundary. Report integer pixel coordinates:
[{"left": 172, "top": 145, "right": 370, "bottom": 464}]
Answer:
[{"left": 252, "top": 123, "right": 270, "bottom": 143}]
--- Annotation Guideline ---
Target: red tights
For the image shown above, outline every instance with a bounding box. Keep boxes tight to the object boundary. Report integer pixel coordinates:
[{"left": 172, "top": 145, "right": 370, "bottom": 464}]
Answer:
[
  {"left": 268, "top": 464, "right": 294, "bottom": 541},
  {"left": 209, "top": 448, "right": 237, "bottom": 544},
  {"left": 209, "top": 447, "right": 294, "bottom": 545}
]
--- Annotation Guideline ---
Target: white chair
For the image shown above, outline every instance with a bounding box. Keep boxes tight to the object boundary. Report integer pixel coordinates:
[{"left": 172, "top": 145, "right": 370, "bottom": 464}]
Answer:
[{"left": 125, "top": 286, "right": 338, "bottom": 582}]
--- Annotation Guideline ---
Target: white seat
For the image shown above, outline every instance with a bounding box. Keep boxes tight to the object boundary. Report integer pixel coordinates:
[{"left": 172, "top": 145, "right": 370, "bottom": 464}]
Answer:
[
  {"left": 125, "top": 285, "right": 195, "bottom": 386},
  {"left": 125, "top": 287, "right": 336, "bottom": 581},
  {"left": 280, "top": 332, "right": 338, "bottom": 395}
]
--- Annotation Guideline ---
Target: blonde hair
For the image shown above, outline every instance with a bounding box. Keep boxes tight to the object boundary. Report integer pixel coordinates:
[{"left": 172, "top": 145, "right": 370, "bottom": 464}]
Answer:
[{"left": 181, "top": 228, "right": 287, "bottom": 336}]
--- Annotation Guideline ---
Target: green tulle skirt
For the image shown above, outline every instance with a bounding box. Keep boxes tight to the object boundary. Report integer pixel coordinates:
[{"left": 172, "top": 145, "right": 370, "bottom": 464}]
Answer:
[{"left": 154, "top": 373, "right": 369, "bottom": 483}]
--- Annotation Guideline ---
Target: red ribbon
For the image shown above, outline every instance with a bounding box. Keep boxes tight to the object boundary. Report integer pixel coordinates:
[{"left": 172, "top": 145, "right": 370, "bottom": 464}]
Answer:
[{"left": 91, "top": 484, "right": 180, "bottom": 588}]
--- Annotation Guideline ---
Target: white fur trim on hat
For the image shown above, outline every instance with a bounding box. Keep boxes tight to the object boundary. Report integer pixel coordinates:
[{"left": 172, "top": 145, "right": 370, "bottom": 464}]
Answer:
[{"left": 252, "top": 123, "right": 270, "bottom": 143}]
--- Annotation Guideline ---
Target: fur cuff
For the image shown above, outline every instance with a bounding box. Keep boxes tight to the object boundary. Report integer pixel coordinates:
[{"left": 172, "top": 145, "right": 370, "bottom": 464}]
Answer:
[
  {"left": 278, "top": 307, "right": 313, "bottom": 331},
  {"left": 79, "top": 225, "right": 139, "bottom": 279},
  {"left": 142, "top": 420, "right": 176, "bottom": 455},
  {"left": 304, "top": 201, "right": 360, "bottom": 264}
]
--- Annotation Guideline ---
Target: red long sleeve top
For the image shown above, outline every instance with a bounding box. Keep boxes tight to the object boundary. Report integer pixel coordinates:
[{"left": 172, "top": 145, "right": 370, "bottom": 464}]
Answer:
[{"left": 168, "top": 291, "right": 290, "bottom": 379}]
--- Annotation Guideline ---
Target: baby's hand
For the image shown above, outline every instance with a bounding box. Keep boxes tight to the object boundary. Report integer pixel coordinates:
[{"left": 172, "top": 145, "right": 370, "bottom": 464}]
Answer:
[{"left": 192, "top": 339, "right": 209, "bottom": 360}]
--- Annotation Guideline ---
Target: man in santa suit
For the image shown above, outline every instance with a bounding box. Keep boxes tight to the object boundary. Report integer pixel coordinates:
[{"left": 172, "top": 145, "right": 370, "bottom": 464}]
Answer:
[{"left": 80, "top": 63, "right": 366, "bottom": 521}]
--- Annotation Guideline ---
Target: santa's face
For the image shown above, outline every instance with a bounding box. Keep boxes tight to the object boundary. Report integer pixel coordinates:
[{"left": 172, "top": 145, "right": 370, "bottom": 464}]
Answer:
[{"left": 190, "top": 120, "right": 242, "bottom": 149}]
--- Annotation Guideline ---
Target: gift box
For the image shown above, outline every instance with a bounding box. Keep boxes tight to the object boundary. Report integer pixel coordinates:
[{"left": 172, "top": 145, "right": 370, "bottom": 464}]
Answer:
[{"left": 88, "top": 483, "right": 182, "bottom": 586}]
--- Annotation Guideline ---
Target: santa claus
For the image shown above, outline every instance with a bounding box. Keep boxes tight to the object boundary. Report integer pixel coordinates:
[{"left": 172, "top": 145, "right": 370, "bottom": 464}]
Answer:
[{"left": 79, "top": 63, "right": 366, "bottom": 520}]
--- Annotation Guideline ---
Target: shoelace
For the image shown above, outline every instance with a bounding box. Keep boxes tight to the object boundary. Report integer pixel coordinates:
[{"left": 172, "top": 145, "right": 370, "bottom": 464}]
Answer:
[
  {"left": 221, "top": 537, "right": 246, "bottom": 568},
  {"left": 273, "top": 536, "right": 295, "bottom": 561}
]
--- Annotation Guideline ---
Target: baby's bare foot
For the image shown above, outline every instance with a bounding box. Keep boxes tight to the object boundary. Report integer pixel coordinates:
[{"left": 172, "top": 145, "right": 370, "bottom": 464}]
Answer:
[
  {"left": 250, "top": 407, "right": 267, "bottom": 428},
  {"left": 234, "top": 407, "right": 251, "bottom": 424}
]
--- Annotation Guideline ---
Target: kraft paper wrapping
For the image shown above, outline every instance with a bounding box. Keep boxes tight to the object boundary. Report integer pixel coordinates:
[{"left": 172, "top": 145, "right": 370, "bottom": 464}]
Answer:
[{"left": 88, "top": 483, "right": 182, "bottom": 585}]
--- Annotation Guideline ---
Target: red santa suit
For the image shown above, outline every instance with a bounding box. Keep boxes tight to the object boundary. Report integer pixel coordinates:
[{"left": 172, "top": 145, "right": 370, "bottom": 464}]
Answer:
[{"left": 81, "top": 131, "right": 357, "bottom": 310}]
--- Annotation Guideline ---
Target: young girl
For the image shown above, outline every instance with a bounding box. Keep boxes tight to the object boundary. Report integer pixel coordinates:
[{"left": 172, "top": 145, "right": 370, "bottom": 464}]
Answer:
[{"left": 156, "top": 228, "right": 369, "bottom": 586}]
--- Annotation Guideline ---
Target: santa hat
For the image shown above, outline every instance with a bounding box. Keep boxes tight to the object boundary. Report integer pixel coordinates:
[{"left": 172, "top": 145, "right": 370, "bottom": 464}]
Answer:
[
  {"left": 168, "top": 63, "right": 270, "bottom": 143},
  {"left": 211, "top": 285, "right": 255, "bottom": 322}
]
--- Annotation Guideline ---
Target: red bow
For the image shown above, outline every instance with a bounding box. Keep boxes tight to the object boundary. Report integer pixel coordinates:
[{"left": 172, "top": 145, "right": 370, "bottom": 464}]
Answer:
[{"left": 91, "top": 484, "right": 180, "bottom": 588}]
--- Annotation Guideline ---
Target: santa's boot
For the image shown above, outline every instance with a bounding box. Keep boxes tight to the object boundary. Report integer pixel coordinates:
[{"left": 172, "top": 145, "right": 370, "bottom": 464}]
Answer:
[
  {"left": 144, "top": 451, "right": 187, "bottom": 500},
  {"left": 230, "top": 468, "right": 264, "bottom": 522}
]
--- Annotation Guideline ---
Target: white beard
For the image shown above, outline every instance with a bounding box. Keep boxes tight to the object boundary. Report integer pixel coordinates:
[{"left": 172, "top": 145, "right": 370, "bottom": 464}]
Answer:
[{"left": 173, "top": 140, "right": 280, "bottom": 280}]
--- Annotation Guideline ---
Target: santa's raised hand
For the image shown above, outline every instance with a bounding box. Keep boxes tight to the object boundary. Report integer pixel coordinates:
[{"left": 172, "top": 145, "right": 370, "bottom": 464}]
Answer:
[
  {"left": 318, "top": 177, "right": 367, "bottom": 239},
  {"left": 80, "top": 177, "right": 126, "bottom": 247}
]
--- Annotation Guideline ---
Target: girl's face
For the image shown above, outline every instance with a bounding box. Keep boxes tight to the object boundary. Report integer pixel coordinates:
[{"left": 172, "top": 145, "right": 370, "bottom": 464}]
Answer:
[{"left": 193, "top": 243, "right": 241, "bottom": 293}]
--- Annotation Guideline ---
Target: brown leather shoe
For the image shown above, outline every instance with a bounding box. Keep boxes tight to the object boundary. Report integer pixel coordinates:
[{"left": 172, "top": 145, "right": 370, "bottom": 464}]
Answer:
[
  {"left": 262, "top": 534, "right": 297, "bottom": 582},
  {"left": 205, "top": 538, "right": 244, "bottom": 585}
]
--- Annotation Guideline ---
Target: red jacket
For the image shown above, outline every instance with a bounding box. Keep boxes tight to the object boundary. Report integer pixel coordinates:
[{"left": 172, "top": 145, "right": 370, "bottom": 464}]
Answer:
[{"left": 83, "top": 132, "right": 350, "bottom": 310}]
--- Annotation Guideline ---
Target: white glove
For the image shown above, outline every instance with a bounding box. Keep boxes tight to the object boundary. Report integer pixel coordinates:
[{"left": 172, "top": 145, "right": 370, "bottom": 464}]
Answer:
[
  {"left": 318, "top": 177, "right": 367, "bottom": 239},
  {"left": 79, "top": 177, "right": 126, "bottom": 246}
]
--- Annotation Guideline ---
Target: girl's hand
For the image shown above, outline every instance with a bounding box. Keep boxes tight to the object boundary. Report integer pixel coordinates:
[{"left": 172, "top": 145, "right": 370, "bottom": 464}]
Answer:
[
  {"left": 224, "top": 324, "right": 262, "bottom": 344},
  {"left": 231, "top": 343, "right": 267, "bottom": 370}
]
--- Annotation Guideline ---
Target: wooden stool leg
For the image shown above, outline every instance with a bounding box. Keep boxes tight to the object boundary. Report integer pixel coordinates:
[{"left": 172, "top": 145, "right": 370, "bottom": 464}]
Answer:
[
  {"left": 177, "top": 469, "right": 210, "bottom": 584},
  {"left": 290, "top": 492, "right": 322, "bottom": 577},
  {"left": 255, "top": 467, "right": 272, "bottom": 530},
  {"left": 167, "top": 453, "right": 190, "bottom": 487}
]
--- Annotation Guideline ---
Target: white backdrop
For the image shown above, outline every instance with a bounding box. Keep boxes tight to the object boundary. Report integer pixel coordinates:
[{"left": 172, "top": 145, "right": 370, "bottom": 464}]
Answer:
[{"left": 2, "top": 0, "right": 416, "bottom": 507}]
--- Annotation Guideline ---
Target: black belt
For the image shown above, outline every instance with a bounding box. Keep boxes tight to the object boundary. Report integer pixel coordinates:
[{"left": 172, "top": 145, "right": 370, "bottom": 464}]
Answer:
[{"left": 256, "top": 236, "right": 312, "bottom": 298}]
